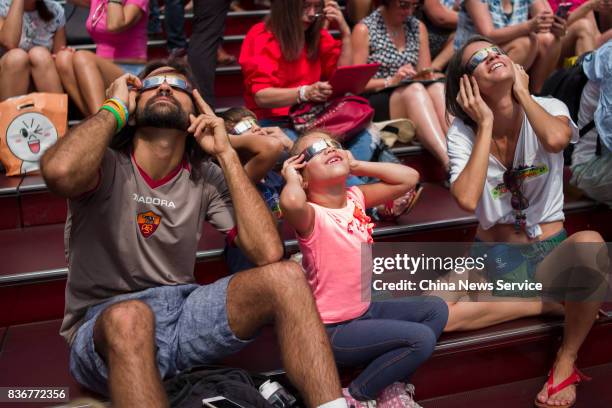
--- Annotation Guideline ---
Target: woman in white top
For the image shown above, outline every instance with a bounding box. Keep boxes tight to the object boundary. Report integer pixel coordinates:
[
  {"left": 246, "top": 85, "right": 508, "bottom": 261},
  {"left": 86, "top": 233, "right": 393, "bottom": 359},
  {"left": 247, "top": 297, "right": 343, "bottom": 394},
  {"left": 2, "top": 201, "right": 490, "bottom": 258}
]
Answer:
[{"left": 444, "top": 35, "right": 606, "bottom": 408}]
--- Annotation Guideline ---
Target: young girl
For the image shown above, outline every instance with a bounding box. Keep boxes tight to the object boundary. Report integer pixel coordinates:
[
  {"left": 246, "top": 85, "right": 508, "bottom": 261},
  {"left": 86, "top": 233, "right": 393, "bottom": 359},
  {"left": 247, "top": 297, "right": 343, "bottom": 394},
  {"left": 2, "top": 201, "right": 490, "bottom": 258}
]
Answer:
[{"left": 280, "top": 130, "right": 448, "bottom": 408}]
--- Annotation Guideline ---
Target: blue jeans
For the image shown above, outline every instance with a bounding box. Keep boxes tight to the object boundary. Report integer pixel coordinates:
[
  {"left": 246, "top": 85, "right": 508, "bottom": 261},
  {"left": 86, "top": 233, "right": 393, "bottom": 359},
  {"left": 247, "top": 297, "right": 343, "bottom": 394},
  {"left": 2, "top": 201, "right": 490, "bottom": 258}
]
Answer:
[
  {"left": 258, "top": 118, "right": 376, "bottom": 186},
  {"left": 148, "top": 0, "right": 187, "bottom": 50},
  {"left": 325, "top": 297, "right": 448, "bottom": 400}
]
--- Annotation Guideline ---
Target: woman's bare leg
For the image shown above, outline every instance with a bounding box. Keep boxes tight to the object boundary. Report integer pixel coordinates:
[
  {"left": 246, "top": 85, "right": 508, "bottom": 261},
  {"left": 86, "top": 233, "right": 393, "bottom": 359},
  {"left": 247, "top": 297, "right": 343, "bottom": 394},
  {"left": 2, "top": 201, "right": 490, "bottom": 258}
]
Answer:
[
  {"left": 390, "top": 83, "right": 449, "bottom": 169},
  {"left": 426, "top": 82, "right": 449, "bottom": 134},
  {"left": 530, "top": 33, "right": 562, "bottom": 93},
  {"left": 0, "top": 49, "right": 31, "bottom": 100},
  {"left": 502, "top": 35, "right": 539, "bottom": 69},
  {"left": 55, "top": 49, "right": 89, "bottom": 115},
  {"left": 73, "top": 51, "right": 123, "bottom": 115},
  {"left": 28, "top": 47, "right": 63, "bottom": 93},
  {"left": 535, "top": 230, "right": 607, "bottom": 406},
  {"left": 561, "top": 17, "right": 598, "bottom": 59},
  {"left": 445, "top": 300, "right": 563, "bottom": 331}
]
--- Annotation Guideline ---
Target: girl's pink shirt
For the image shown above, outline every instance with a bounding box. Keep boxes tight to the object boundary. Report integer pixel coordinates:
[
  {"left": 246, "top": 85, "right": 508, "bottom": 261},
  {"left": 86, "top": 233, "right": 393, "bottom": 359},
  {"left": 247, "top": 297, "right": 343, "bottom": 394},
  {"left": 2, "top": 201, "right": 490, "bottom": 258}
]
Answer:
[{"left": 298, "top": 187, "right": 374, "bottom": 324}]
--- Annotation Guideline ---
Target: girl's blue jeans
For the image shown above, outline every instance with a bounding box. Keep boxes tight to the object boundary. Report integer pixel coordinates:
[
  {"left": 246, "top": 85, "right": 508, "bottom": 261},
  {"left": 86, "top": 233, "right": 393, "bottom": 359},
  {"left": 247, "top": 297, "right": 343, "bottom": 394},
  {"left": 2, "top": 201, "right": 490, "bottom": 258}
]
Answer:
[{"left": 326, "top": 297, "right": 449, "bottom": 400}]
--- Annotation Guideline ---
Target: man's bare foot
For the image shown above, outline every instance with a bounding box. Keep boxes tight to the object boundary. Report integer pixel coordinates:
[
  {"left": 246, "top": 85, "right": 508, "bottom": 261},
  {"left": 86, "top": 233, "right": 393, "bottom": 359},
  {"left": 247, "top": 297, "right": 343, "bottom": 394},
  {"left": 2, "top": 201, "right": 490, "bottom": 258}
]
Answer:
[{"left": 536, "top": 354, "right": 578, "bottom": 407}]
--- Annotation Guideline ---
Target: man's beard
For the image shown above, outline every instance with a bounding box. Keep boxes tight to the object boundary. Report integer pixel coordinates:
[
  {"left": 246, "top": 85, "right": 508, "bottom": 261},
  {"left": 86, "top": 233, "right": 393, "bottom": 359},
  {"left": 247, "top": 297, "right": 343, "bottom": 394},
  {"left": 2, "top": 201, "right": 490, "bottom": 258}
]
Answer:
[{"left": 135, "top": 94, "right": 190, "bottom": 131}]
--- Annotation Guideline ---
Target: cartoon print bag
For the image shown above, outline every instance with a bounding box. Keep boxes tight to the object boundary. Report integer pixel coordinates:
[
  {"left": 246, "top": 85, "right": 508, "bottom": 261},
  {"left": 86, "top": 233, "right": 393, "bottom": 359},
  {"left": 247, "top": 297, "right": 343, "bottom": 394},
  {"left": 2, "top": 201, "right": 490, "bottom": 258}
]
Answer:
[{"left": 0, "top": 93, "right": 68, "bottom": 176}]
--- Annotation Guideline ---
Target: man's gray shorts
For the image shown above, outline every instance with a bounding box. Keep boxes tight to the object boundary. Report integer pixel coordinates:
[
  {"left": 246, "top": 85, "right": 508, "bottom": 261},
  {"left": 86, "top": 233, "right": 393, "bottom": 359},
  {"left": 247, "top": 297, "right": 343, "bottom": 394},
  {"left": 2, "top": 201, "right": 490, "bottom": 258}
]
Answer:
[{"left": 69, "top": 276, "right": 251, "bottom": 396}]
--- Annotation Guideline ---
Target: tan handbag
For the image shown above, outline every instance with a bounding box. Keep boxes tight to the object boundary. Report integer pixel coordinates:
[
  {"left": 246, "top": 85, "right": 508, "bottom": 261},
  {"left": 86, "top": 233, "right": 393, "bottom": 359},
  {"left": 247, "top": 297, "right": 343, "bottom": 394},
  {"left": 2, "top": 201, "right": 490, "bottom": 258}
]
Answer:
[{"left": 0, "top": 93, "right": 68, "bottom": 176}]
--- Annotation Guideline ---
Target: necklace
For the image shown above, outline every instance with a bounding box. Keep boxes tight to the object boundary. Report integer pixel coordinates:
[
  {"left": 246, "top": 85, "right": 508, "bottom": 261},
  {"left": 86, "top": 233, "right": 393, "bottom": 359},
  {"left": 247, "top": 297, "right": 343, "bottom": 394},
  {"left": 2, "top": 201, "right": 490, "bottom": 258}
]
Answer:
[{"left": 389, "top": 28, "right": 402, "bottom": 38}]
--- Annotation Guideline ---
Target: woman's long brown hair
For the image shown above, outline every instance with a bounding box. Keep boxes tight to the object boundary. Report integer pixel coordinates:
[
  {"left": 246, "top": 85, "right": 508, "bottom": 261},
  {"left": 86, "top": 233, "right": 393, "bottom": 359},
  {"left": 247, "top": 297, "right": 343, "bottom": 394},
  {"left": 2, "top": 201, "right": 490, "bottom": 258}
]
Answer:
[{"left": 266, "top": 0, "right": 325, "bottom": 62}]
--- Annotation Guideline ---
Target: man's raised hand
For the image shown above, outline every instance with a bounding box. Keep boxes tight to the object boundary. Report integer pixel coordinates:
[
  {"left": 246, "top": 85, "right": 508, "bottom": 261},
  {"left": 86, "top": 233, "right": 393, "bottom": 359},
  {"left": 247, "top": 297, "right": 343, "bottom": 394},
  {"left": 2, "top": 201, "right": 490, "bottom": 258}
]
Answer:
[
  {"left": 188, "top": 89, "right": 233, "bottom": 157},
  {"left": 105, "top": 73, "right": 142, "bottom": 115}
]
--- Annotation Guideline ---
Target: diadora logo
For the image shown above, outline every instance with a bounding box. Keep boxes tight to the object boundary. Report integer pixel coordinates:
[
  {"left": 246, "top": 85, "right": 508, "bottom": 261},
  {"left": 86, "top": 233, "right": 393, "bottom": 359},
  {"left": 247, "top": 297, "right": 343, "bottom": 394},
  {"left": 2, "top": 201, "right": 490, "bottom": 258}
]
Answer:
[{"left": 132, "top": 193, "right": 176, "bottom": 208}]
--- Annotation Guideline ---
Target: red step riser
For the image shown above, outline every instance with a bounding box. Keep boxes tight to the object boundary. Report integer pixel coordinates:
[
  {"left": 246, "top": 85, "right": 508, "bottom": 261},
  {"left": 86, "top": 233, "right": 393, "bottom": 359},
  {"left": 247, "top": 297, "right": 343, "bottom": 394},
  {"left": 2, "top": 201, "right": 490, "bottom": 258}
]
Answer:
[
  {"left": 0, "top": 228, "right": 473, "bottom": 327},
  {"left": 215, "top": 73, "right": 245, "bottom": 99},
  {"left": 0, "top": 280, "right": 67, "bottom": 328},
  {"left": 0, "top": 160, "right": 443, "bottom": 230},
  {"left": 401, "top": 153, "right": 447, "bottom": 183},
  {"left": 0, "top": 196, "right": 21, "bottom": 230},
  {"left": 0, "top": 259, "right": 228, "bottom": 328},
  {"left": 0, "top": 212, "right": 609, "bottom": 326},
  {"left": 220, "top": 42, "right": 242, "bottom": 57},
  {"left": 6, "top": 192, "right": 608, "bottom": 234},
  {"left": 411, "top": 321, "right": 612, "bottom": 400},
  {"left": 20, "top": 192, "right": 67, "bottom": 227},
  {"left": 566, "top": 208, "right": 612, "bottom": 241}
]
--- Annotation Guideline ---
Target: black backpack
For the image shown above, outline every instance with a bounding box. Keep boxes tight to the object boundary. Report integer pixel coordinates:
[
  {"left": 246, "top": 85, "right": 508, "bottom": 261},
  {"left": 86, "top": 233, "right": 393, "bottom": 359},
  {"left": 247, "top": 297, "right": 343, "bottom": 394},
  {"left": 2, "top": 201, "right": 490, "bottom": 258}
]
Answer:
[
  {"left": 164, "top": 366, "right": 275, "bottom": 408},
  {"left": 540, "top": 53, "right": 599, "bottom": 165}
]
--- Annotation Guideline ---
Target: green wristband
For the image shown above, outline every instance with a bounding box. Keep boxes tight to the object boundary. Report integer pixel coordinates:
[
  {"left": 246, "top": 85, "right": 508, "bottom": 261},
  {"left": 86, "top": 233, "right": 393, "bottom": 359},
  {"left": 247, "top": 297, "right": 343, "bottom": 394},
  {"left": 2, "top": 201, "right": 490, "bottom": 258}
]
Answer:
[{"left": 101, "top": 104, "right": 125, "bottom": 132}]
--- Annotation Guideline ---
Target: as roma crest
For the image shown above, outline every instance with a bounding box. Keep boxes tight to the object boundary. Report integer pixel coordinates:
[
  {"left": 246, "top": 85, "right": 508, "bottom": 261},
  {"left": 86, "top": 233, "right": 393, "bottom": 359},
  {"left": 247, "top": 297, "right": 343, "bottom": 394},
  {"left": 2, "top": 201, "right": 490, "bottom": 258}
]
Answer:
[{"left": 137, "top": 211, "right": 162, "bottom": 238}]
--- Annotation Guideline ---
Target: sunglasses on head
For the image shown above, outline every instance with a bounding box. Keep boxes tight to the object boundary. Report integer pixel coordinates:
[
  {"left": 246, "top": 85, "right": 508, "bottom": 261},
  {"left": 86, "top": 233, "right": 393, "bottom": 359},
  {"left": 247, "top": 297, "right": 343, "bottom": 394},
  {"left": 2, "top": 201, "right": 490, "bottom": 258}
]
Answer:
[
  {"left": 139, "top": 75, "right": 193, "bottom": 94},
  {"left": 465, "top": 46, "right": 506, "bottom": 74},
  {"left": 231, "top": 117, "right": 258, "bottom": 135},
  {"left": 301, "top": 138, "right": 342, "bottom": 162}
]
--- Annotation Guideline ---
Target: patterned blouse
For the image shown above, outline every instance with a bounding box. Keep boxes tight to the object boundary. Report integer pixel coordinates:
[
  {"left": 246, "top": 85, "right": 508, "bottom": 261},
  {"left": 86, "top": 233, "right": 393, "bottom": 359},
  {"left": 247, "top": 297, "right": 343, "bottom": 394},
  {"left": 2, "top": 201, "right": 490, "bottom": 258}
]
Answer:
[
  {"left": 362, "top": 8, "right": 421, "bottom": 79},
  {"left": 455, "top": 0, "right": 534, "bottom": 49},
  {"left": 0, "top": 0, "right": 65, "bottom": 52}
]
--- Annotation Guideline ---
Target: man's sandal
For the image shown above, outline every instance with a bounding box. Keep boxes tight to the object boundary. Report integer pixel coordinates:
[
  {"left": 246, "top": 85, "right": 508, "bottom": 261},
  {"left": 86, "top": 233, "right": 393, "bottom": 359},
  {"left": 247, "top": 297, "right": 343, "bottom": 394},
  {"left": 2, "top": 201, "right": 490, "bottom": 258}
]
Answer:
[{"left": 534, "top": 365, "right": 591, "bottom": 408}]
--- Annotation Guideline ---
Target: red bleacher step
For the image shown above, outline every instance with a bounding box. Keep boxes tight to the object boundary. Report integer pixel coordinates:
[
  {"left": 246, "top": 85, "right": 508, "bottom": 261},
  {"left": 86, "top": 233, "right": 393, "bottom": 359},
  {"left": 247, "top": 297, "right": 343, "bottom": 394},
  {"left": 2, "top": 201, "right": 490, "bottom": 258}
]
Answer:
[
  {"left": 2, "top": 315, "right": 611, "bottom": 406},
  {"left": 419, "top": 361, "right": 612, "bottom": 407}
]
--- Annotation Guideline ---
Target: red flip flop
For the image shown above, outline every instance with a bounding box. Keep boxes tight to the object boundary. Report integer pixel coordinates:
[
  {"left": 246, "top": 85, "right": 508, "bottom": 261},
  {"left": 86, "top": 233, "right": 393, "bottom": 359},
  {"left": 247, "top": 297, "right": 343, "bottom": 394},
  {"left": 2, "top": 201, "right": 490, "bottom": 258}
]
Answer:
[{"left": 534, "top": 365, "right": 591, "bottom": 408}]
